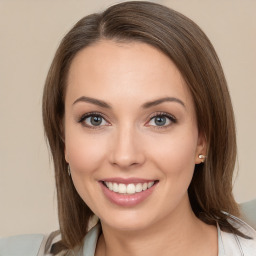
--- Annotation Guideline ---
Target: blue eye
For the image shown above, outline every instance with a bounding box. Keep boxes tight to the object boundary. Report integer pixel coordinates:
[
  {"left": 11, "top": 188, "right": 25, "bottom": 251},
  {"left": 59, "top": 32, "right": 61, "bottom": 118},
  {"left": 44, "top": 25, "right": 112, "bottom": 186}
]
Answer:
[
  {"left": 148, "top": 113, "right": 176, "bottom": 127},
  {"left": 79, "top": 113, "right": 108, "bottom": 127}
]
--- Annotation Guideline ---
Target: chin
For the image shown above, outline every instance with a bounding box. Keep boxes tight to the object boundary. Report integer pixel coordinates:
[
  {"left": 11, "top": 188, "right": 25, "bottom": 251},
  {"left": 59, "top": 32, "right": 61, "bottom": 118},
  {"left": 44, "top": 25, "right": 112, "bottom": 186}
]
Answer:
[{"left": 99, "top": 210, "right": 158, "bottom": 232}]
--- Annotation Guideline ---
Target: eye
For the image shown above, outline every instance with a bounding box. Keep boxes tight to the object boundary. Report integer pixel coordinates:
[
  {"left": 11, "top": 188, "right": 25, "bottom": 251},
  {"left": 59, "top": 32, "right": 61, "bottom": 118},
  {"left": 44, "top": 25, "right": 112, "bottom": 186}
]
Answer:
[
  {"left": 147, "top": 112, "right": 176, "bottom": 127},
  {"left": 79, "top": 112, "right": 109, "bottom": 128}
]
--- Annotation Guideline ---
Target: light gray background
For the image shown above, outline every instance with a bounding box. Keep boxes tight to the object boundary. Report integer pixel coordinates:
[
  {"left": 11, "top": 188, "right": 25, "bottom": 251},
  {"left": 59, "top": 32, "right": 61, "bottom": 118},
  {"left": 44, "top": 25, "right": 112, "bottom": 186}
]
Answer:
[{"left": 0, "top": 0, "right": 255, "bottom": 236}]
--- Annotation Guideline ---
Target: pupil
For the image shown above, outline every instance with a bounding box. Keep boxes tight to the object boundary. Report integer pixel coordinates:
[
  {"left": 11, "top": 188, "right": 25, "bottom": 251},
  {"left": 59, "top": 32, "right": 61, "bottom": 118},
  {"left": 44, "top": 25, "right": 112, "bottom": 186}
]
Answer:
[
  {"left": 91, "top": 116, "right": 102, "bottom": 126},
  {"left": 155, "top": 116, "right": 166, "bottom": 126}
]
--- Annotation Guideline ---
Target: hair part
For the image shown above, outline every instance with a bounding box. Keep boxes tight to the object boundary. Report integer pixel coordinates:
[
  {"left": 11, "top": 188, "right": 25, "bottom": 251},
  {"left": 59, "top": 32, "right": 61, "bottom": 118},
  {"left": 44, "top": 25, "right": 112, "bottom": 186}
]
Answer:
[{"left": 42, "top": 1, "right": 246, "bottom": 252}]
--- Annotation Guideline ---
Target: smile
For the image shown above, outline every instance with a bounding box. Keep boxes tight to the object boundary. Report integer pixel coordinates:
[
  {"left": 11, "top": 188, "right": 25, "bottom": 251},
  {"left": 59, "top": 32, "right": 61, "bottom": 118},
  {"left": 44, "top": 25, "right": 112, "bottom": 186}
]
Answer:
[
  {"left": 100, "top": 179, "right": 159, "bottom": 207},
  {"left": 103, "top": 181, "right": 155, "bottom": 194}
]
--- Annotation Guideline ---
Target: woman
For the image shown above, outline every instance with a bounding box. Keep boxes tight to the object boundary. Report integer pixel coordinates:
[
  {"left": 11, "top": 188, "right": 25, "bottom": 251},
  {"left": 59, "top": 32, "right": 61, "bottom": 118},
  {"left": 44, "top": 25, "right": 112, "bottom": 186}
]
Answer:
[{"left": 1, "top": 1, "right": 255, "bottom": 255}]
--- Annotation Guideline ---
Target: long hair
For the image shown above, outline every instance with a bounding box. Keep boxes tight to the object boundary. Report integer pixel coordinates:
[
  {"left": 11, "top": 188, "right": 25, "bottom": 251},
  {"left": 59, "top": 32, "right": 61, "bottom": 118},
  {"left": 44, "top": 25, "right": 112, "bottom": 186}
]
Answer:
[{"left": 43, "top": 1, "right": 244, "bottom": 252}]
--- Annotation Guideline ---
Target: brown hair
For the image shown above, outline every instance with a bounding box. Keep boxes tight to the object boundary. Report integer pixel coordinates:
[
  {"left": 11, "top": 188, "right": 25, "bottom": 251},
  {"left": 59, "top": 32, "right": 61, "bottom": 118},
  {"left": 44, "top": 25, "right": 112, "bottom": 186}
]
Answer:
[{"left": 43, "top": 1, "right": 245, "bottom": 252}]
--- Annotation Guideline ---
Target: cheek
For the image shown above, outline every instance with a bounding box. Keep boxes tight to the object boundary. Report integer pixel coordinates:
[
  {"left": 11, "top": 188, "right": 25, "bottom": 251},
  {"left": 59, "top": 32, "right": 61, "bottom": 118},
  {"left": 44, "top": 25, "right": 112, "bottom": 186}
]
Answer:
[
  {"left": 150, "top": 129, "right": 198, "bottom": 178},
  {"left": 148, "top": 131, "right": 198, "bottom": 211},
  {"left": 64, "top": 127, "right": 109, "bottom": 210},
  {"left": 65, "top": 127, "right": 107, "bottom": 174}
]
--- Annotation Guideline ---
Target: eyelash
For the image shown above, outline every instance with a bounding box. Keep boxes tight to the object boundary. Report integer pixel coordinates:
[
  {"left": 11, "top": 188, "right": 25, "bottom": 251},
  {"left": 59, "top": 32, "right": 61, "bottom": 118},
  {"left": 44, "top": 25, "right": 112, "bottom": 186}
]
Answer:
[
  {"left": 78, "top": 112, "right": 109, "bottom": 129},
  {"left": 78, "top": 111, "right": 177, "bottom": 130},
  {"left": 147, "top": 112, "right": 177, "bottom": 129}
]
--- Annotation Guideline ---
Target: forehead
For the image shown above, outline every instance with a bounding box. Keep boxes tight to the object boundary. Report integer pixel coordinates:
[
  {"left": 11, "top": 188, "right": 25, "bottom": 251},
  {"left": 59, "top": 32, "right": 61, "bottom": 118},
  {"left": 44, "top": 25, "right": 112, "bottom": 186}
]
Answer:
[{"left": 66, "top": 40, "right": 194, "bottom": 110}]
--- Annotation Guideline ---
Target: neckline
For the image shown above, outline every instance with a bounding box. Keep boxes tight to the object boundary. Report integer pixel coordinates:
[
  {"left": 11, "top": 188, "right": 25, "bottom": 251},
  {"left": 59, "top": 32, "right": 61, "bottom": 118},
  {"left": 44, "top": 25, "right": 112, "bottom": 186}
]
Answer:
[{"left": 83, "top": 223, "right": 224, "bottom": 256}]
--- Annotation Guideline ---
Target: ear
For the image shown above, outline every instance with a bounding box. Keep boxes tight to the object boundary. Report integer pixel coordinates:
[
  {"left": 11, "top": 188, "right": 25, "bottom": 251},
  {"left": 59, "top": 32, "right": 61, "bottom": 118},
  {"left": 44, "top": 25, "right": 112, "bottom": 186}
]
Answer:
[
  {"left": 63, "top": 133, "right": 69, "bottom": 163},
  {"left": 65, "top": 149, "right": 69, "bottom": 163},
  {"left": 60, "top": 117, "right": 69, "bottom": 163},
  {"left": 195, "top": 132, "right": 207, "bottom": 164},
  {"left": 64, "top": 142, "right": 70, "bottom": 163}
]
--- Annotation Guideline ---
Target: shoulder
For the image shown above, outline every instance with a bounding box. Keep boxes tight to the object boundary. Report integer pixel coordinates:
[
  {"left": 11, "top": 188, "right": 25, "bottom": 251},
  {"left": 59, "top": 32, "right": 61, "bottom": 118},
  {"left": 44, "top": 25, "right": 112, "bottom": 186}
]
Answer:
[
  {"left": 220, "top": 214, "right": 256, "bottom": 256},
  {"left": 0, "top": 224, "right": 101, "bottom": 256},
  {"left": 46, "top": 224, "right": 101, "bottom": 256},
  {"left": 240, "top": 198, "right": 256, "bottom": 229},
  {"left": 0, "top": 230, "right": 61, "bottom": 256},
  {"left": 0, "top": 234, "right": 44, "bottom": 256}
]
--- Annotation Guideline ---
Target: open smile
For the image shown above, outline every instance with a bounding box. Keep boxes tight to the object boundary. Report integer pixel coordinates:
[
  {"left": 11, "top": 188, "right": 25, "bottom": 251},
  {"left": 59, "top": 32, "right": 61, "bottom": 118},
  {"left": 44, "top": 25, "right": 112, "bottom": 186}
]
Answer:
[
  {"left": 103, "top": 181, "right": 156, "bottom": 194},
  {"left": 99, "top": 178, "right": 159, "bottom": 207}
]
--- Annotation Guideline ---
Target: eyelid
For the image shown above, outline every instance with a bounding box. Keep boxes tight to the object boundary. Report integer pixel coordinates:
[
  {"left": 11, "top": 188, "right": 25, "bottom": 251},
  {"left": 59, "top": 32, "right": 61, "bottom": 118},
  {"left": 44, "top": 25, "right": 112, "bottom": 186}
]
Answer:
[
  {"left": 77, "top": 111, "right": 176, "bottom": 129},
  {"left": 149, "top": 111, "right": 176, "bottom": 120},
  {"left": 146, "top": 111, "right": 177, "bottom": 128},
  {"left": 78, "top": 111, "right": 110, "bottom": 128}
]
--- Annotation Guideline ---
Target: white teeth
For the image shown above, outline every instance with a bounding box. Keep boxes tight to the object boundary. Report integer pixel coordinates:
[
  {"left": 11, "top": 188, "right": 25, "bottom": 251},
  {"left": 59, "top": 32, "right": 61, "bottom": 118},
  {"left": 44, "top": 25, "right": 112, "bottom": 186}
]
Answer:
[
  {"left": 127, "top": 184, "right": 136, "bottom": 194},
  {"left": 104, "top": 181, "right": 156, "bottom": 194},
  {"left": 113, "top": 183, "right": 119, "bottom": 192},
  {"left": 135, "top": 183, "right": 142, "bottom": 192},
  {"left": 108, "top": 182, "right": 113, "bottom": 191},
  {"left": 148, "top": 181, "right": 154, "bottom": 188},
  {"left": 105, "top": 182, "right": 112, "bottom": 191},
  {"left": 142, "top": 183, "right": 148, "bottom": 191},
  {"left": 118, "top": 184, "right": 126, "bottom": 194}
]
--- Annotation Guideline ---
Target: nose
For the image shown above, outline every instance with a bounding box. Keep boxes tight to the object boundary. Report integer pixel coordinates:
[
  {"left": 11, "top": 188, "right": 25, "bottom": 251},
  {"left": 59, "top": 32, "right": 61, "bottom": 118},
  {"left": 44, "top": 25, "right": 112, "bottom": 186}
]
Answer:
[{"left": 109, "top": 125, "right": 145, "bottom": 169}]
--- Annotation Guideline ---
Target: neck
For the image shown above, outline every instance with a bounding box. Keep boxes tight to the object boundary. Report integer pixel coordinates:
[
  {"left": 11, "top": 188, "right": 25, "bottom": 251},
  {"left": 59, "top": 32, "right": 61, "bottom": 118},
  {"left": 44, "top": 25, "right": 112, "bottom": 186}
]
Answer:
[{"left": 95, "top": 197, "right": 218, "bottom": 256}]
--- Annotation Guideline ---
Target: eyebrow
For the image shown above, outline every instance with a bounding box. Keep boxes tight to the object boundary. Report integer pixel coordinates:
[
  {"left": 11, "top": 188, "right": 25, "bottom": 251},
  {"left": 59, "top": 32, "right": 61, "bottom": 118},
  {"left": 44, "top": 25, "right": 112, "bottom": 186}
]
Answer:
[
  {"left": 142, "top": 97, "right": 185, "bottom": 108},
  {"left": 72, "top": 96, "right": 185, "bottom": 109},
  {"left": 73, "top": 96, "right": 111, "bottom": 108}
]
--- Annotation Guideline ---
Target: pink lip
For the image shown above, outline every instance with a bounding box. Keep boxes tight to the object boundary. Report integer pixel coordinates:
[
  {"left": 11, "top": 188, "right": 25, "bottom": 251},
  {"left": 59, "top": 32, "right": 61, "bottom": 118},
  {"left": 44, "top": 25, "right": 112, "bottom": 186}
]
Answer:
[{"left": 99, "top": 179, "right": 158, "bottom": 207}]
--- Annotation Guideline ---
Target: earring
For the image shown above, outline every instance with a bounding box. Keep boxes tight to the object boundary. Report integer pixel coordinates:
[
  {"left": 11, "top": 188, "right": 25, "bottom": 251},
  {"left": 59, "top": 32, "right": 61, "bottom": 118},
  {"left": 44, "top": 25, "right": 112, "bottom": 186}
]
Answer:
[
  {"left": 68, "top": 165, "right": 71, "bottom": 176},
  {"left": 198, "top": 154, "right": 207, "bottom": 163}
]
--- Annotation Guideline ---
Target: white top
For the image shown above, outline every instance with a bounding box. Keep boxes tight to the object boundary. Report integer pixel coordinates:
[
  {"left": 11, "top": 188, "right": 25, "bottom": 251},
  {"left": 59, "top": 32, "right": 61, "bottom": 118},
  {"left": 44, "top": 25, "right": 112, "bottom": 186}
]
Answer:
[{"left": 1, "top": 216, "right": 256, "bottom": 256}]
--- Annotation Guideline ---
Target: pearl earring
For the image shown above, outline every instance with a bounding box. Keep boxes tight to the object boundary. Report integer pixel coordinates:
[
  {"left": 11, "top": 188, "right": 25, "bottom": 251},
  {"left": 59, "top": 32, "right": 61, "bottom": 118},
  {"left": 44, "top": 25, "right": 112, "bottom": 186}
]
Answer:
[{"left": 198, "top": 154, "right": 207, "bottom": 163}]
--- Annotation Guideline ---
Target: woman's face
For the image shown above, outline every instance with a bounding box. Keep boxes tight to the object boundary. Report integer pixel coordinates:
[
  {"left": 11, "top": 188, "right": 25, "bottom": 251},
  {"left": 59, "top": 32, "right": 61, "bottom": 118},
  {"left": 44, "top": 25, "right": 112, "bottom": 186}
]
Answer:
[{"left": 64, "top": 40, "right": 205, "bottom": 231}]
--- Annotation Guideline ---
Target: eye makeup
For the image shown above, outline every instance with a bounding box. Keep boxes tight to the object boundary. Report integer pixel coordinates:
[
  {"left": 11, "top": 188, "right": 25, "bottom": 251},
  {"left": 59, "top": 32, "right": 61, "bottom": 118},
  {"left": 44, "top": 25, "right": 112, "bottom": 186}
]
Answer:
[
  {"left": 78, "top": 111, "right": 110, "bottom": 129},
  {"left": 77, "top": 110, "right": 177, "bottom": 131},
  {"left": 146, "top": 111, "right": 177, "bottom": 130}
]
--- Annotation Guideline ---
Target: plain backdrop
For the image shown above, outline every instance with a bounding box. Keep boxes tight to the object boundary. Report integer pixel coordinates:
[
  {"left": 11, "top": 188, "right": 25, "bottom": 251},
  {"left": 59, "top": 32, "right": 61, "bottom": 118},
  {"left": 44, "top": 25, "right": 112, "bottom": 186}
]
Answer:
[{"left": 0, "top": 0, "right": 255, "bottom": 236}]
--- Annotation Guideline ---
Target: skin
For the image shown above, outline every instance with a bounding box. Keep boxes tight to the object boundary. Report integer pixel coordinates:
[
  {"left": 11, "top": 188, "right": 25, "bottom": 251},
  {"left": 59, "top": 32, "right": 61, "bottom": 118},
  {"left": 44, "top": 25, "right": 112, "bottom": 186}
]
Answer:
[{"left": 64, "top": 40, "right": 217, "bottom": 256}]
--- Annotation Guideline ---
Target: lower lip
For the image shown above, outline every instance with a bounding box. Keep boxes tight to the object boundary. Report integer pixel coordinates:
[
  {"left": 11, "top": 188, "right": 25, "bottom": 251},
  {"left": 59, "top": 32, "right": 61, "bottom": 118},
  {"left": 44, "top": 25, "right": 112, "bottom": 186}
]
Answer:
[{"left": 99, "top": 182, "right": 157, "bottom": 207}]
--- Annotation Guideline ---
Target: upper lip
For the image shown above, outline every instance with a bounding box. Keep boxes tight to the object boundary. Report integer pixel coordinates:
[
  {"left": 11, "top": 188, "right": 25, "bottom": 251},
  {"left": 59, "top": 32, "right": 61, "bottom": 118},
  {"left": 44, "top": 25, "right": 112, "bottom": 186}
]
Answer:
[{"left": 100, "top": 177, "right": 158, "bottom": 184}]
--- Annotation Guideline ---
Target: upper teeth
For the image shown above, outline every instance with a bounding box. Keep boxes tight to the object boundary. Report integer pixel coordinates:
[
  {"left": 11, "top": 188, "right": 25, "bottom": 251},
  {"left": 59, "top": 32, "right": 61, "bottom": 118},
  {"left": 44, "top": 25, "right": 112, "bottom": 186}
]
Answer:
[{"left": 104, "top": 181, "right": 155, "bottom": 194}]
